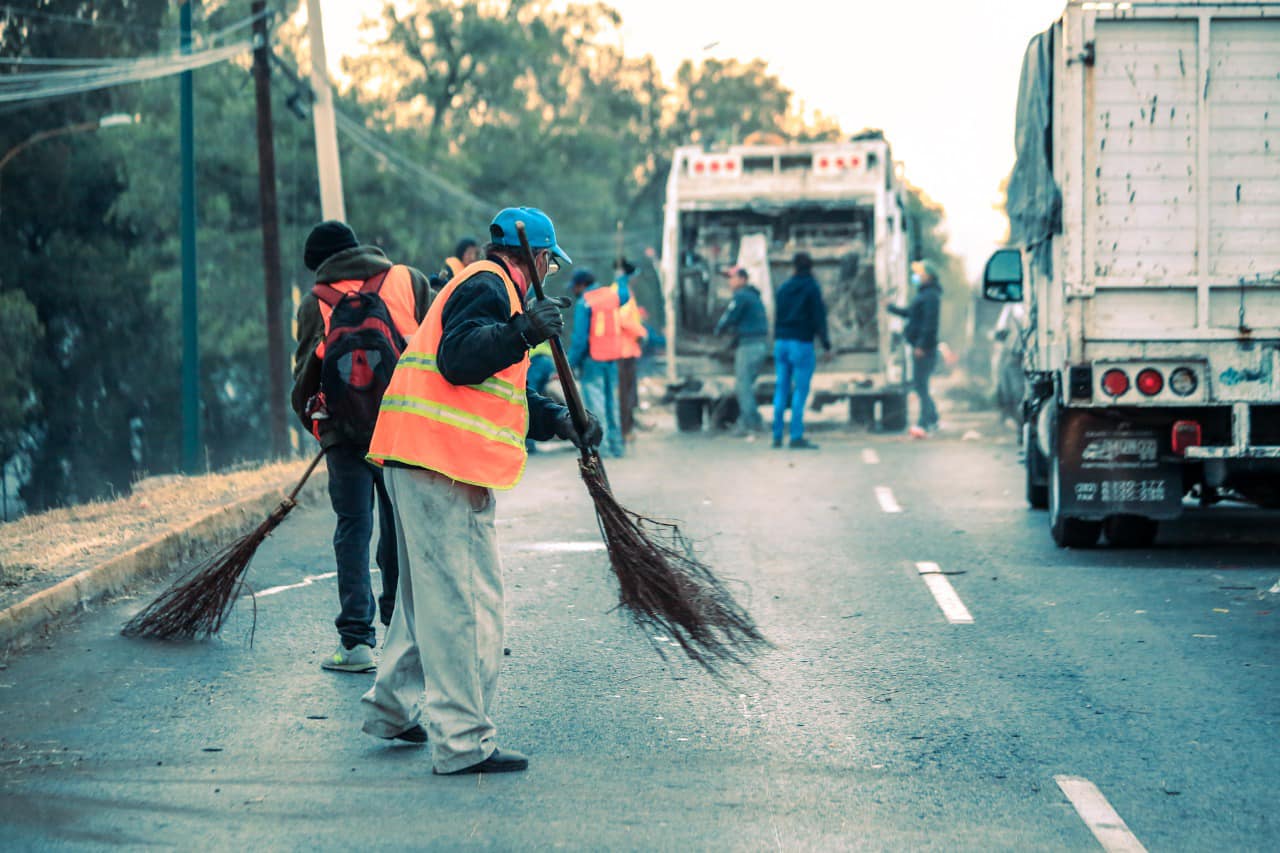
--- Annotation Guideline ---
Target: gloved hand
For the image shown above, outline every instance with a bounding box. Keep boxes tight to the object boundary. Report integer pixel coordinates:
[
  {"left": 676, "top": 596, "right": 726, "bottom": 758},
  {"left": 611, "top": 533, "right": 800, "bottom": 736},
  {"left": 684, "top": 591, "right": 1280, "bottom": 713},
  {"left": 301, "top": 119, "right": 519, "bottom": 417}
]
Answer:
[
  {"left": 515, "top": 296, "right": 571, "bottom": 347},
  {"left": 554, "top": 409, "right": 603, "bottom": 450}
]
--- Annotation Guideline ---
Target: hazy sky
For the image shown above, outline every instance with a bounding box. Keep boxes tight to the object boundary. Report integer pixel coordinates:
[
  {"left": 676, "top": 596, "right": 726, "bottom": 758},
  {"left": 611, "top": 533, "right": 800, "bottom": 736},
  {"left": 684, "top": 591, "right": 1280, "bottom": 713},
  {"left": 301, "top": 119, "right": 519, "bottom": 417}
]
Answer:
[{"left": 316, "top": 0, "right": 1069, "bottom": 278}]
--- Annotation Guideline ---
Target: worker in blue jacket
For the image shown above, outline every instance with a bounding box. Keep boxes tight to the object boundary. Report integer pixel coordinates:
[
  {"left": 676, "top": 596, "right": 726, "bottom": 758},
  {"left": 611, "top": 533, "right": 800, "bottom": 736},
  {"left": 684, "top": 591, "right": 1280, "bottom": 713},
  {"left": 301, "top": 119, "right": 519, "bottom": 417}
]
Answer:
[
  {"left": 714, "top": 266, "right": 770, "bottom": 434},
  {"left": 772, "top": 252, "right": 830, "bottom": 449}
]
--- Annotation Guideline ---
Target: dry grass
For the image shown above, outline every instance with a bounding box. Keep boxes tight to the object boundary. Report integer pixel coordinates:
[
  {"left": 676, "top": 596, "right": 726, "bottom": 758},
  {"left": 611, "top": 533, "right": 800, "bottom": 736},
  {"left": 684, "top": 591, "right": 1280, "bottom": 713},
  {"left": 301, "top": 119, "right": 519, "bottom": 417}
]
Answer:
[{"left": 0, "top": 461, "right": 310, "bottom": 610}]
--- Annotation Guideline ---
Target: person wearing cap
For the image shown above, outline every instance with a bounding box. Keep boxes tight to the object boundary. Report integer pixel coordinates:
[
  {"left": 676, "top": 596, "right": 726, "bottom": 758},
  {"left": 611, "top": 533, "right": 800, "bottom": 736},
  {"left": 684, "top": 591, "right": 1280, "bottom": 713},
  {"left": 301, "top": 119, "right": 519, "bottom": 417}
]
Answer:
[
  {"left": 613, "top": 258, "right": 648, "bottom": 441},
  {"left": 714, "top": 266, "right": 770, "bottom": 435},
  {"left": 291, "top": 220, "right": 435, "bottom": 673},
  {"left": 887, "top": 260, "right": 942, "bottom": 436},
  {"left": 360, "top": 206, "right": 602, "bottom": 775},
  {"left": 434, "top": 237, "right": 480, "bottom": 288},
  {"left": 771, "top": 252, "right": 831, "bottom": 449},
  {"left": 567, "top": 265, "right": 631, "bottom": 458}
]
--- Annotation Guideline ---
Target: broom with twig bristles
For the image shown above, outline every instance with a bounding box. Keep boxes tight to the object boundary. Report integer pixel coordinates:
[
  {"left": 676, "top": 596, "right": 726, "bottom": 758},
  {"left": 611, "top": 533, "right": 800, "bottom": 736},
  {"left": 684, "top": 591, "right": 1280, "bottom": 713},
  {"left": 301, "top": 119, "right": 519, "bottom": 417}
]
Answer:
[
  {"left": 515, "top": 222, "right": 769, "bottom": 675},
  {"left": 121, "top": 449, "right": 326, "bottom": 641}
]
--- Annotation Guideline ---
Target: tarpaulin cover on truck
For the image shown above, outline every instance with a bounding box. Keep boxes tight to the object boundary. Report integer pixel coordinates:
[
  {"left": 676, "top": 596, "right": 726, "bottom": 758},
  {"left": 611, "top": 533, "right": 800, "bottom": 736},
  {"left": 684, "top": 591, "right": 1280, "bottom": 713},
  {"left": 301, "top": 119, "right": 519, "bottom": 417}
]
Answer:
[{"left": 1007, "top": 27, "right": 1061, "bottom": 274}]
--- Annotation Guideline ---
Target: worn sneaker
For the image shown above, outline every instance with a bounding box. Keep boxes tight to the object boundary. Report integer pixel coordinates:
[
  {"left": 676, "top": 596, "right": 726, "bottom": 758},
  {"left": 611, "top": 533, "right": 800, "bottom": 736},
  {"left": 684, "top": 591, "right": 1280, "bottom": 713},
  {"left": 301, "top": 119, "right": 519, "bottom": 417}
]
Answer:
[
  {"left": 789, "top": 438, "right": 820, "bottom": 450},
  {"left": 909, "top": 426, "right": 928, "bottom": 439},
  {"left": 320, "top": 643, "right": 375, "bottom": 673}
]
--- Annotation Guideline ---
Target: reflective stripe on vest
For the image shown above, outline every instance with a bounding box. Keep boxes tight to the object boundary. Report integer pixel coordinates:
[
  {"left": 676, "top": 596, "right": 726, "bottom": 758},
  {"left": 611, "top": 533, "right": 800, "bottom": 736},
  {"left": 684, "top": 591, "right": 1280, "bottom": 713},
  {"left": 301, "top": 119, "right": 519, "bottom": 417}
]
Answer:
[
  {"left": 367, "top": 260, "right": 530, "bottom": 490},
  {"left": 583, "top": 286, "right": 623, "bottom": 361}
]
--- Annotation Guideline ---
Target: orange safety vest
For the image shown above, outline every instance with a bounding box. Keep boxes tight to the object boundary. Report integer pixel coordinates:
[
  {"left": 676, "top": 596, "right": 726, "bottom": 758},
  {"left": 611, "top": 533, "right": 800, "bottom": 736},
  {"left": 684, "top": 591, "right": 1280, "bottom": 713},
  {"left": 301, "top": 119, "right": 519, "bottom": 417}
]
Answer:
[
  {"left": 583, "top": 286, "right": 624, "bottom": 362},
  {"left": 444, "top": 256, "right": 465, "bottom": 276},
  {"left": 617, "top": 291, "right": 646, "bottom": 359},
  {"left": 366, "top": 260, "right": 531, "bottom": 490},
  {"left": 315, "top": 265, "right": 419, "bottom": 359}
]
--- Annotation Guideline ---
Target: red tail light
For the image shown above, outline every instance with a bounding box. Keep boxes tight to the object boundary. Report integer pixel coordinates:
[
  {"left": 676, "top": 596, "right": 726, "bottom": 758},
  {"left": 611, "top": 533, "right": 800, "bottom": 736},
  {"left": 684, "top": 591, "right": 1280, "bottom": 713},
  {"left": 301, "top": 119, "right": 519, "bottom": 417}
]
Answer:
[
  {"left": 1136, "top": 368, "right": 1164, "bottom": 396},
  {"left": 1101, "top": 369, "right": 1130, "bottom": 397},
  {"left": 1172, "top": 420, "right": 1201, "bottom": 455}
]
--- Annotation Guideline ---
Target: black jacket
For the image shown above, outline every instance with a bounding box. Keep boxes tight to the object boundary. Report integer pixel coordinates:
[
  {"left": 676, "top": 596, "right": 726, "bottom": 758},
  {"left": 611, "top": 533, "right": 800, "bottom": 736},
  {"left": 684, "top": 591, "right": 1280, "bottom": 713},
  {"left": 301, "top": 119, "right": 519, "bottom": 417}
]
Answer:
[
  {"left": 436, "top": 256, "right": 565, "bottom": 442},
  {"left": 889, "top": 281, "right": 941, "bottom": 351},
  {"left": 774, "top": 273, "right": 831, "bottom": 349},
  {"left": 291, "top": 245, "right": 434, "bottom": 448}
]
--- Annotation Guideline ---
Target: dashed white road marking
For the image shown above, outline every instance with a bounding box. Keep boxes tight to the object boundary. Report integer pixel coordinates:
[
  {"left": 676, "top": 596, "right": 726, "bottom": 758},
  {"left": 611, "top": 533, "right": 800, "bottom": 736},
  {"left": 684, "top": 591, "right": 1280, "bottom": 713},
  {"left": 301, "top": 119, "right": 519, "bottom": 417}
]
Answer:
[
  {"left": 874, "top": 486, "right": 901, "bottom": 513},
  {"left": 253, "top": 571, "right": 337, "bottom": 598},
  {"left": 916, "top": 562, "right": 974, "bottom": 624},
  {"left": 861, "top": 448, "right": 880, "bottom": 465},
  {"left": 518, "top": 541, "right": 607, "bottom": 553},
  {"left": 1054, "top": 775, "right": 1149, "bottom": 853}
]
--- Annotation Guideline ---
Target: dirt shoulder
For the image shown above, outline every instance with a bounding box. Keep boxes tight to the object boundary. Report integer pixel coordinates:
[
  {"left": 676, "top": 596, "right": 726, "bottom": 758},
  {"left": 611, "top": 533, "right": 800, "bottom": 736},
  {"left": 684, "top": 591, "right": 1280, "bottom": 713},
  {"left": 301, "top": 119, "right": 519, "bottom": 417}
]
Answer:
[{"left": 0, "top": 460, "right": 317, "bottom": 612}]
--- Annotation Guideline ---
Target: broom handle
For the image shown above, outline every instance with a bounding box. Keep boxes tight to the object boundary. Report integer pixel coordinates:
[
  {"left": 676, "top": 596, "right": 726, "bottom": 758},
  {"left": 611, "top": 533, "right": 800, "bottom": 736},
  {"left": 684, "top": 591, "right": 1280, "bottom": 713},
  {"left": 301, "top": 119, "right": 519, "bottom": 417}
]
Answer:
[
  {"left": 515, "top": 222, "right": 594, "bottom": 462},
  {"left": 286, "top": 448, "right": 328, "bottom": 503}
]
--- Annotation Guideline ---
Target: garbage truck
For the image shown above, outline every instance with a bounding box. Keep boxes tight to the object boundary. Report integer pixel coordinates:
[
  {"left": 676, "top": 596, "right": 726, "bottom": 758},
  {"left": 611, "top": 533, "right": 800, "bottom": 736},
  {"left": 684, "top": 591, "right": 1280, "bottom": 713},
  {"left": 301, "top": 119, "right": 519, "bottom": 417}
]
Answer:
[
  {"left": 985, "top": 0, "right": 1280, "bottom": 548},
  {"left": 658, "top": 132, "right": 914, "bottom": 432}
]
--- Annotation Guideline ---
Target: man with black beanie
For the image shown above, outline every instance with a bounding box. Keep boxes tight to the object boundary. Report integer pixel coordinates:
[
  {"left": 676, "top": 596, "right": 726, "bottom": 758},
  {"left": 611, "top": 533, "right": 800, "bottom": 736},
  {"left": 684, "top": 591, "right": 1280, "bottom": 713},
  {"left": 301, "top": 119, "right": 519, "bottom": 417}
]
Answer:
[{"left": 291, "top": 220, "right": 434, "bottom": 673}]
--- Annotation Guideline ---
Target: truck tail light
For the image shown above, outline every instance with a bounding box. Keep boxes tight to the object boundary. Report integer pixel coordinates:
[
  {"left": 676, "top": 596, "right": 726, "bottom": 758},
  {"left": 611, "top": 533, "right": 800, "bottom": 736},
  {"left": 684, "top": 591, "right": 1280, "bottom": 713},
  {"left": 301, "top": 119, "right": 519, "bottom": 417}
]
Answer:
[
  {"left": 1101, "top": 369, "right": 1129, "bottom": 397},
  {"left": 1169, "top": 367, "right": 1197, "bottom": 396},
  {"left": 1172, "top": 420, "right": 1201, "bottom": 455},
  {"left": 1136, "top": 368, "right": 1164, "bottom": 396}
]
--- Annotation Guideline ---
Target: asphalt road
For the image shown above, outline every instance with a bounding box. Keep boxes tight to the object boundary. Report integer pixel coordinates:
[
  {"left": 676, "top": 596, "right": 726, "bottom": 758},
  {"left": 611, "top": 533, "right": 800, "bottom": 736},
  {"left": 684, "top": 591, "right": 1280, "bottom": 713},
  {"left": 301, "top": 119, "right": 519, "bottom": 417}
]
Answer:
[{"left": 1, "top": 412, "right": 1277, "bottom": 851}]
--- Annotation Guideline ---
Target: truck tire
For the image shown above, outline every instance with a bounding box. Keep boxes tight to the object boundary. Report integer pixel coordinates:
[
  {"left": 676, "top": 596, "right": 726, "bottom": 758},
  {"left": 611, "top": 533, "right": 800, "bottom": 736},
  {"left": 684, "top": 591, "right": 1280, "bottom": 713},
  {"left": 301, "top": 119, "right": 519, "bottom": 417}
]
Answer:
[
  {"left": 849, "top": 396, "right": 875, "bottom": 426},
  {"left": 1104, "top": 514, "right": 1159, "bottom": 548},
  {"left": 880, "top": 394, "right": 908, "bottom": 432},
  {"left": 1049, "top": 448, "right": 1101, "bottom": 549},
  {"left": 1024, "top": 418, "right": 1049, "bottom": 510},
  {"left": 675, "top": 397, "right": 704, "bottom": 432}
]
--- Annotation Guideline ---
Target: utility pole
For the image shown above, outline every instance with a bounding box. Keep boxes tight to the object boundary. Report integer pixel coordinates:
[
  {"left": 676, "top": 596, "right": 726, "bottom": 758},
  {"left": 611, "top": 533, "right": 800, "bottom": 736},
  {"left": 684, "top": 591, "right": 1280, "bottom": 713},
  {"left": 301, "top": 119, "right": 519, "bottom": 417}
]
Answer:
[
  {"left": 252, "top": 1, "right": 288, "bottom": 458},
  {"left": 306, "top": 0, "right": 345, "bottom": 220},
  {"left": 180, "top": 1, "right": 202, "bottom": 473}
]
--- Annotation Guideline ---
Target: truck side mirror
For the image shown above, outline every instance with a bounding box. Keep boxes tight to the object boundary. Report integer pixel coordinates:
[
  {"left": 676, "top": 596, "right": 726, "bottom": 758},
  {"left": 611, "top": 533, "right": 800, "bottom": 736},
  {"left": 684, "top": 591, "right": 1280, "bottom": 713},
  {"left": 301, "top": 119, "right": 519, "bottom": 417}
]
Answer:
[{"left": 983, "top": 248, "right": 1024, "bottom": 302}]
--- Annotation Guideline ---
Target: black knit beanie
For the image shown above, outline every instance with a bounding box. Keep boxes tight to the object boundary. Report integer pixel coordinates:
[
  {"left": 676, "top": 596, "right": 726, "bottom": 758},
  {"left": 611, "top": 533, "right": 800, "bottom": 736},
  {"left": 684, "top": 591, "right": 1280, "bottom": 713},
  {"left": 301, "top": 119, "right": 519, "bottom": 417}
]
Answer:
[{"left": 304, "top": 220, "right": 359, "bottom": 271}]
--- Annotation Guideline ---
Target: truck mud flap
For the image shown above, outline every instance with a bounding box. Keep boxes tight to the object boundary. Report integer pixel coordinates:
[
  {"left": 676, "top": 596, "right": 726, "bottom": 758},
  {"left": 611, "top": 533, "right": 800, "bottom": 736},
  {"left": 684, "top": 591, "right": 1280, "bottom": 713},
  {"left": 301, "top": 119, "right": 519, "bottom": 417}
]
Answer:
[{"left": 1057, "top": 409, "right": 1183, "bottom": 520}]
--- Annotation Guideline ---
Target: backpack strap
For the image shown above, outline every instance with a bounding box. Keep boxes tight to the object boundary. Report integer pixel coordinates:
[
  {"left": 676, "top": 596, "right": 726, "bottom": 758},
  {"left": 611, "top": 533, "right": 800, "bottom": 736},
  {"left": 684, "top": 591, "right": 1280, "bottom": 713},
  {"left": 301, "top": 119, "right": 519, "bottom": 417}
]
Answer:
[
  {"left": 312, "top": 283, "right": 345, "bottom": 307},
  {"left": 359, "top": 268, "right": 392, "bottom": 295}
]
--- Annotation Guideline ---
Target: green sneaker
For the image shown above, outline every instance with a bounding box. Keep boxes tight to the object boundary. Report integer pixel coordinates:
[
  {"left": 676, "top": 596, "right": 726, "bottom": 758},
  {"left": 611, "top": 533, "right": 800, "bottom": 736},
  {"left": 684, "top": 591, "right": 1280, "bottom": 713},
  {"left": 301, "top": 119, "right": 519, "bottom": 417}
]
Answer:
[{"left": 321, "top": 643, "right": 375, "bottom": 673}]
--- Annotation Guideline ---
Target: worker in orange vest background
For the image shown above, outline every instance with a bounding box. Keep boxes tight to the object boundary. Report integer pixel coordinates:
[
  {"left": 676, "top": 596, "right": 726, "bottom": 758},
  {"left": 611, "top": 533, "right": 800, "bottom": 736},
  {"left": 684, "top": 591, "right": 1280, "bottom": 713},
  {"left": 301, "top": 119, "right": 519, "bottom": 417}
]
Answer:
[
  {"left": 360, "top": 206, "right": 601, "bottom": 775},
  {"left": 291, "top": 220, "right": 433, "bottom": 674},
  {"left": 432, "top": 236, "right": 480, "bottom": 288},
  {"left": 568, "top": 267, "right": 630, "bottom": 458},
  {"left": 613, "top": 258, "right": 647, "bottom": 442}
]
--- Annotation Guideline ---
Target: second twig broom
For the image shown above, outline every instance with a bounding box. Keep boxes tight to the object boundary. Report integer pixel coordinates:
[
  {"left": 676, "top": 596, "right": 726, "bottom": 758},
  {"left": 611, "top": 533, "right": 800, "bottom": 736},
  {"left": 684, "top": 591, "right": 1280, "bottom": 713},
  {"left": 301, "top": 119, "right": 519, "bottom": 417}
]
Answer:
[
  {"left": 121, "top": 449, "right": 327, "bottom": 641},
  {"left": 515, "top": 222, "right": 769, "bottom": 675}
]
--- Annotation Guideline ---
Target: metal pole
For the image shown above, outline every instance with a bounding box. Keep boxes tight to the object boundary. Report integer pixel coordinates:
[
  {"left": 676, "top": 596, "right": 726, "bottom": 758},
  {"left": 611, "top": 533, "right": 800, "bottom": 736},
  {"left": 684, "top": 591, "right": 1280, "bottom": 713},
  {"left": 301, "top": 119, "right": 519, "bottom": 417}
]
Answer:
[
  {"left": 180, "top": 1, "right": 202, "bottom": 473},
  {"left": 252, "top": 1, "right": 288, "bottom": 458},
  {"left": 306, "top": 0, "right": 345, "bottom": 220}
]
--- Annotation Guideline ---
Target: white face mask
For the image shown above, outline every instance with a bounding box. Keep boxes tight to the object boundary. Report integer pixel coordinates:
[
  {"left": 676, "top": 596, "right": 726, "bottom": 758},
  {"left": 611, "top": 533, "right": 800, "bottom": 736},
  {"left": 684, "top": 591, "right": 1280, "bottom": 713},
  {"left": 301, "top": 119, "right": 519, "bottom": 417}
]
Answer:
[{"left": 910, "top": 273, "right": 922, "bottom": 285}]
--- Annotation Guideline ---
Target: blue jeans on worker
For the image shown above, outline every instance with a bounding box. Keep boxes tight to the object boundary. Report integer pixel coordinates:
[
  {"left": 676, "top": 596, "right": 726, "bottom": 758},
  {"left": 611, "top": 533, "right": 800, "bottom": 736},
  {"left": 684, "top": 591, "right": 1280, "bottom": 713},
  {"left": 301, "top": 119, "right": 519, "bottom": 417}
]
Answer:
[
  {"left": 735, "top": 337, "right": 768, "bottom": 431},
  {"left": 580, "top": 358, "right": 624, "bottom": 457},
  {"left": 325, "top": 442, "right": 398, "bottom": 649},
  {"left": 913, "top": 349, "right": 939, "bottom": 429},
  {"left": 772, "top": 339, "right": 816, "bottom": 443},
  {"left": 526, "top": 354, "right": 555, "bottom": 452}
]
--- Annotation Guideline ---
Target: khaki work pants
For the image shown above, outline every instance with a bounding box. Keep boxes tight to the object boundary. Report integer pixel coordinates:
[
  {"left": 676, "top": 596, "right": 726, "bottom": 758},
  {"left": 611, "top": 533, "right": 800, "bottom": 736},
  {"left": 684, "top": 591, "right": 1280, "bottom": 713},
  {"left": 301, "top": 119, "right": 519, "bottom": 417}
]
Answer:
[{"left": 361, "top": 466, "right": 505, "bottom": 773}]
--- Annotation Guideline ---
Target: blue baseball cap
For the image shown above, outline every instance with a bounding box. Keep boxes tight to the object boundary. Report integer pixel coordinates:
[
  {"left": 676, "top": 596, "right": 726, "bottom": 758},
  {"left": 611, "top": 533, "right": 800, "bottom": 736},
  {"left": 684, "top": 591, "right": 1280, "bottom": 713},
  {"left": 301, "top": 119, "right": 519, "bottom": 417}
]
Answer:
[{"left": 489, "top": 207, "right": 572, "bottom": 266}]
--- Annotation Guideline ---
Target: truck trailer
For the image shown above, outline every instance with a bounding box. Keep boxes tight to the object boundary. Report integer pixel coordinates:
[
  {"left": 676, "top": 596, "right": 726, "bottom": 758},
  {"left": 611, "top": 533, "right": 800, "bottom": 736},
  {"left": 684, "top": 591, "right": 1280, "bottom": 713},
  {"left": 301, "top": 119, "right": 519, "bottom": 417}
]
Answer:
[
  {"left": 658, "top": 134, "right": 913, "bottom": 432},
  {"left": 987, "top": 0, "right": 1280, "bottom": 547}
]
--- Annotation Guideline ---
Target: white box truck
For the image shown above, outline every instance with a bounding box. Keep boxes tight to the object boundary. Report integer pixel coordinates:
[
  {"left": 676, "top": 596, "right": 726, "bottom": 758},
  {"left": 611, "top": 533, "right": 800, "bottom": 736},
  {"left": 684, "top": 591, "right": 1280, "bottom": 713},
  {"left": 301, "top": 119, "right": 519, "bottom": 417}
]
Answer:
[
  {"left": 658, "top": 133, "right": 913, "bottom": 432},
  {"left": 987, "top": 0, "right": 1280, "bottom": 547}
]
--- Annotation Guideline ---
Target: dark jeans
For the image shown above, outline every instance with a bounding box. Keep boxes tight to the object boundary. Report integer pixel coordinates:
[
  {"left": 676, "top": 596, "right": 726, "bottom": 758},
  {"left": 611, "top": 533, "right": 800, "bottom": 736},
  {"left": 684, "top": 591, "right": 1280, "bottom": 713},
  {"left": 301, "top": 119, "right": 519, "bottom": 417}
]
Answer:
[
  {"left": 326, "top": 442, "right": 398, "bottom": 648},
  {"left": 913, "top": 349, "right": 939, "bottom": 429},
  {"left": 526, "top": 354, "right": 554, "bottom": 451}
]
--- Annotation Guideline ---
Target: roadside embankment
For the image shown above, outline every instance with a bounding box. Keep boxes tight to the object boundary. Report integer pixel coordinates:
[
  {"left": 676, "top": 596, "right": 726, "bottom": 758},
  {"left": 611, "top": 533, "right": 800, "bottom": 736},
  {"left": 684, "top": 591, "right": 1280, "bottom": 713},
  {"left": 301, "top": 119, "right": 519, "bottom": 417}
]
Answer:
[{"left": 0, "top": 458, "right": 327, "bottom": 652}]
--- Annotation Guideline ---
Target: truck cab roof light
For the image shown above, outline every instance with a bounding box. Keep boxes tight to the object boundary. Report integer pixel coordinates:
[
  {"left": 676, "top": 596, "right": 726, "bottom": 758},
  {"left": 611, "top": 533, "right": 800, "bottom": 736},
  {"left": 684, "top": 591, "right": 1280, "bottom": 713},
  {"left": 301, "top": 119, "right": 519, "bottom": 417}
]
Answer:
[
  {"left": 1136, "top": 368, "right": 1164, "bottom": 396},
  {"left": 1169, "top": 367, "right": 1197, "bottom": 396},
  {"left": 1101, "top": 368, "right": 1129, "bottom": 397}
]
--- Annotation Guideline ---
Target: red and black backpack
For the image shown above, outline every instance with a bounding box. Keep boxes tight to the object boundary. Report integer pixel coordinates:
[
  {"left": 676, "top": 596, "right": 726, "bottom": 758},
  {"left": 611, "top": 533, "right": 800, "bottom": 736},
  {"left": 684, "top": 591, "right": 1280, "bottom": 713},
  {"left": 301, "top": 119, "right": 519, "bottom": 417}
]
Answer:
[{"left": 313, "top": 270, "right": 405, "bottom": 448}]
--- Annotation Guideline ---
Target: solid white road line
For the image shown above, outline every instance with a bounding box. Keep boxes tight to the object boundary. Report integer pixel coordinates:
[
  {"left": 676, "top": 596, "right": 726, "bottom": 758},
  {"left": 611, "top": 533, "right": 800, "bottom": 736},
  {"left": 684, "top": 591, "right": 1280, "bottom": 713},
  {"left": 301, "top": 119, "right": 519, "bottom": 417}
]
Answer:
[
  {"left": 519, "top": 541, "right": 607, "bottom": 553},
  {"left": 874, "top": 486, "right": 901, "bottom": 513},
  {"left": 1054, "top": 775, "right": 1149, "bottom": 853},
  {"left": 916, "top": 562, "right": 974, "bottom": 624},
  {"left": 253, "top": 571, "right": 337, "bottom": 598},
  {"left": 861, "top": 448, "right": 880, "bottom": 465}
]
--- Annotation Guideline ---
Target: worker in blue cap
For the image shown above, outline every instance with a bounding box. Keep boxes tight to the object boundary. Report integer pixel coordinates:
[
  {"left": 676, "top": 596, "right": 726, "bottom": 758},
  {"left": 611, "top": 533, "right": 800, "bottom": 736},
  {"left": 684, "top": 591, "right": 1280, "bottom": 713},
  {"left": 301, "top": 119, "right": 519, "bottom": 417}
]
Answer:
[{"left": 361, "top": 206, "right": 601, "bottom": 776}]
